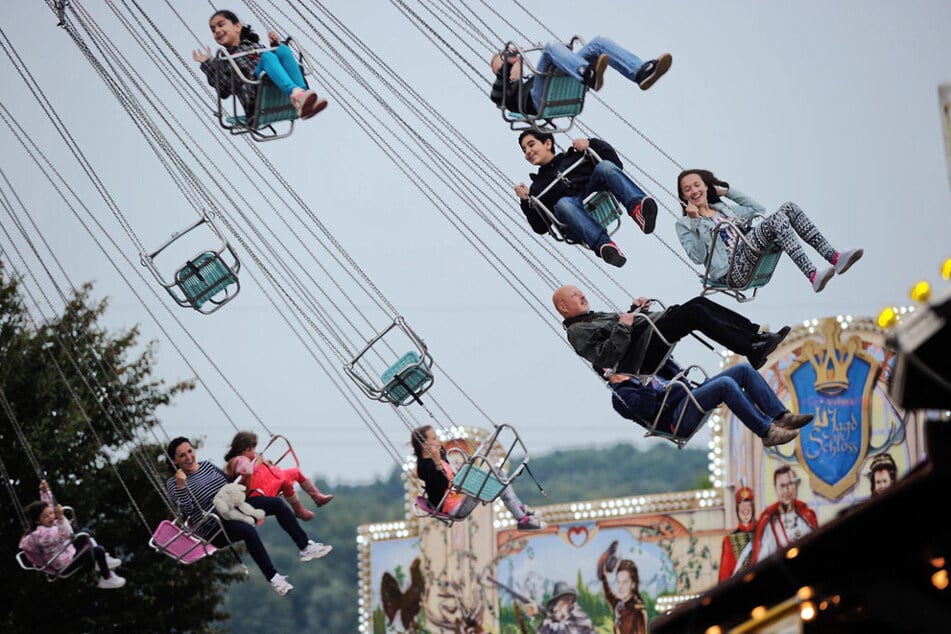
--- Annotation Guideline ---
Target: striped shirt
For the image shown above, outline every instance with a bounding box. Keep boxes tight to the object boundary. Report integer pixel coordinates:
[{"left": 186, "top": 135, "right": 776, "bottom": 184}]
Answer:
[{"left": 165, "top": 461, "right": 228, "bottom": 537}]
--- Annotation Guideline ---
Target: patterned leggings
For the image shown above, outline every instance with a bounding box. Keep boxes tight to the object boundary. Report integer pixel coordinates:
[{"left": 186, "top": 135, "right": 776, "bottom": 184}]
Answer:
[{"left": 727, "top": 202, "right": 836, "bottom": 286}]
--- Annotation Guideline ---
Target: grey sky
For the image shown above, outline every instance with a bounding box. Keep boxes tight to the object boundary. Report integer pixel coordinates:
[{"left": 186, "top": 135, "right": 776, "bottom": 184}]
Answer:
[{"left": 2, "top": 1, "right": 949, "bottom": 486}]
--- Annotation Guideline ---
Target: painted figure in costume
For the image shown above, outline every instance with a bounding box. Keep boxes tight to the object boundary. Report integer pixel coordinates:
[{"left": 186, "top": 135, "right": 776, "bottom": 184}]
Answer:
[
  {"left": 522, "top": 581, "right": 595, "bottom": 634},
  {"left": 598, "top": 556, "right": 648, "bottom": 634},
  {"left": 751, "top": 466, "right": 818, "bottom": 563},
  {"left": 719, "top": 486, "right": 756, "bottom": 582},
  {"left": 868, "top": 453, "right": 897, "bottom": 497}
]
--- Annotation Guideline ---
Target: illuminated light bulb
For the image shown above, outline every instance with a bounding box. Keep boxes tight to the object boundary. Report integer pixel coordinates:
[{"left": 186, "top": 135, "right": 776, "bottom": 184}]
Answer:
[
  {"left": 750, "top": 606, "right": 767, "bottom": 620},
  {"left": 800, "top": 601, "right": 817, "bottom": 621},
  {"left": 877, "top": 307, "right": 897, "bottom": 329},
  {"left": 942, "top": 257, "right": 951, "bottom": 280},
  {"left": 933, "top": 569, "right": 949, "bottom": 590},
  {"left": 704, "top": 627, "right": 723, "bottom": 634},
  {"left": 910, "top": 281, "right": 931, "bottom": 302},
  {"left": 785, "top": 547, "right": 800, "bottom": 559},
  {"left": 797, "top": 586, "right": 814, "bottom": 600}
]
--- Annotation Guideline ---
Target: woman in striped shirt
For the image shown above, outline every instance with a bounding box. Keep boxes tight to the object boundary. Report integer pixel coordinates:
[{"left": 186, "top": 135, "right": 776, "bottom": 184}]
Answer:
[{"left": 165, "top": 437, "right": 332, "bottom": 596}]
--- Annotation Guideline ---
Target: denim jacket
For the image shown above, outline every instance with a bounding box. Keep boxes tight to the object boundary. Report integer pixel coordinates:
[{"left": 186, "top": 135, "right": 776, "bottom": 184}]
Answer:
[{"left": 674, "top": 188, "right": 766, "bottom": 280}]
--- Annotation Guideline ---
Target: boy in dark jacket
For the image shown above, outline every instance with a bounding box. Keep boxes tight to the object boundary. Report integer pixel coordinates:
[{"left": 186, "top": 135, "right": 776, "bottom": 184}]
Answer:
[{"left": 514, "top": 131, "right": 657, "bottom": 267}]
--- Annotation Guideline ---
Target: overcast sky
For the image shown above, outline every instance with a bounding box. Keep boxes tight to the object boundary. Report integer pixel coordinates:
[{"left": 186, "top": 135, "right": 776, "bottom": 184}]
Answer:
[{"left": 2, "top": 1, "right": 949, "bottom": 486}]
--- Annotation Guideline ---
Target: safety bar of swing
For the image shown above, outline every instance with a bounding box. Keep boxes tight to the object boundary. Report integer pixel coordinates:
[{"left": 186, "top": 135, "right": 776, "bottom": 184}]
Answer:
[
  {"left": 143, "top": 211, "right": 224, "bottom": 261},
  {"left": 650, "top": 365, "right": 709, "bottom": 437},
  {"left": 472, "top": 423, "right": 530, "bottom": 480},
  {"left": 347, "top": 317, "right": 430, "bottom": 369},
  {"left": 258, "top": 434, "right": 297, "bottom": 469},
  {"left": 215, "top": 37, "right": 312, "bottom": 86}
]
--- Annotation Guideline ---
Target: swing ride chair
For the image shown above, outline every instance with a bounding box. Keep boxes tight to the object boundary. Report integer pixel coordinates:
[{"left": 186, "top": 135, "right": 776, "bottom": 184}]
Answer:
[
  {"left": 700, "top": 214, "right": 782, "bottom": 303},
  {"left": 527, "top": 148, "right": 625, "bottom": 244},
  {"left": 500, "top": 37, "right": 588, "bottom": 134},
  {"left": 412, "top": 424, "right": 533, "bottom": 524},
  {"left": 141, "top": 210, "right": 241, "bottom": 314},
  {"left": 16, "top": 506, "right": 95, "bottom": 581},
  {"left": 345, "top": 317, "right": 435, "bottom": 406},
  {"left": 149, "top": 512, "right": 226, "bottom": 565},
  {"left": 629, "top": 365, "right": 713, "bottom": 449},
  {"left": 451, "top": 423, "right": 529, "bottom": 503},
  {"left": 214, "top": 37, "right": 313, "bottom": 142}
]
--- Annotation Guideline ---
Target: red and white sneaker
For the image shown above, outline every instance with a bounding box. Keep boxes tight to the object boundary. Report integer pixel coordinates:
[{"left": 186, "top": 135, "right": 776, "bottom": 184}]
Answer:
[
  {"left": 599, "top": 242, "right": 627, "bottom": 268},
  {"left": 629, "top": 197, "right": 657, "bottom": 234}
]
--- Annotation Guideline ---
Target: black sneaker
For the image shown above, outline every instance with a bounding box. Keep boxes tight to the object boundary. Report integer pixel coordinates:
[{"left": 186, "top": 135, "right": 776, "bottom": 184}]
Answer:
[
  {"left": 599, "top": 242, "right": 627, "bottom": 268},
  {"left": 583, "top": 54, "right": 609, "bottom": 91},
  {"left": 629, "top": 197, "right": 657, "bottom": 234},
  {"left": 635, "top": 53, "right": 672, "bottom": 90}
]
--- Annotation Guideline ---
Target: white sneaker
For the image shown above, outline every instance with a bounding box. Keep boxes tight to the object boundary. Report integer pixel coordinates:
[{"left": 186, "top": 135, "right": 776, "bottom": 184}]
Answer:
[
  {"left": 269, "top": 573, "right": 293, "bottom": 596},
  {"left": 105, "top": 554, "right": 122, "bottom": 570},
  {"left": 811, "top": 266, "right": 835, "bottom": 293},
  {"left": 299, "top": 540, "right": 333, "bottom": 561},
  {"left": 835, "top": 248, "right": 864, "bottom": 275},
  {"left": 97, "top": 573, "right": 126, "bottom": 589}
]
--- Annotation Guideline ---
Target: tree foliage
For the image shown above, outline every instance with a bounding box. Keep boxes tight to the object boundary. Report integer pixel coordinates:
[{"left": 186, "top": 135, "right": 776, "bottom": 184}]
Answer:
[{"left": 0, "top": 269, "right": 242, "bottom": 632}]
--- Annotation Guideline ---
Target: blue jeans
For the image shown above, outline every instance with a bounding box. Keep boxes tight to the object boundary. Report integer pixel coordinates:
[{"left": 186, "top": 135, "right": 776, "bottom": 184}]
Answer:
[
  {"left": 665, "top": 364, "right": 783, "bottom": 438},
  {"left": 552, "top": 162, "right": 648, "bottom": 251},
  {"left": 254, "top": 44, "right": 305, "bottom": 96},
  {"left": 531, "top": 36, "right": 646, "bottom": 108}
]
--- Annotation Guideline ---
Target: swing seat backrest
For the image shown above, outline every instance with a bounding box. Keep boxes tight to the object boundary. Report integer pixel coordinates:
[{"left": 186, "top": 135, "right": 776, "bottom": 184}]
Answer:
[
  {"left": 453, "top": 464, "right": 505, "bottom": 502},
  {"left": 253, "top": 74, "right": 299, "bottom": 128},
  {"left": 380, "top": 351, "right": 435, "bottom": 406},
  {"left": 583, "top": 191, "right": 624, "bottom": 234},
  {"left": 536, "top": 73, "right": 586, "bottom": 119},
  {"left": 150, "top": 519, "right": 217, "bottom": 564},
  {"left": 174, "top": 251, "right": 239, "bottom": 309}
]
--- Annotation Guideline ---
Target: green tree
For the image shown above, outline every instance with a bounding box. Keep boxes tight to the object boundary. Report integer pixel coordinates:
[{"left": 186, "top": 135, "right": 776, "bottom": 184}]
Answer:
[{"left": 0, "top": 269, "right": 242, "bottom": 632}]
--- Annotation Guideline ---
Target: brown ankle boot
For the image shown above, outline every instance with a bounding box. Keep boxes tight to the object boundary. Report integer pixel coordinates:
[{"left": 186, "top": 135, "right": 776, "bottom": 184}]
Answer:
[
  {"left": 301, "top": 479, "right": 333, "bottom": 507},
  {"left": 285, "top": 493, "right": 314, "bottom": 521}
]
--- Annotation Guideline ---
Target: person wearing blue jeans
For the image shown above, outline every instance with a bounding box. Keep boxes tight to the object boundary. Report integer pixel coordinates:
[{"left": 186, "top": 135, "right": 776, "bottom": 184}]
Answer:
[
  {"left": 515, "top": 131, "right": 657, "bottom": 267},
  {"left": 194, "top": 10, "right": 327, "bottom": 122},
  {"left": 609, "top": 361, "right": 813, "bottom": 447},
  {"left": 531, "top": 37, "right": 672, "bottom": 108}
]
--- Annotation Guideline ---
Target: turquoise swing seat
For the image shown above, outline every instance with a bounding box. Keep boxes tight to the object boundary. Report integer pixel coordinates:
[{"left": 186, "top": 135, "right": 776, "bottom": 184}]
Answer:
[
  {"left": 225, "top": 75, "right": 298, "bottom": 128},
  {"left": 174, "top": 251, "right": 239, "bottom": 310},
  {"left": 454, "top": 464, "right": 506, "bottom": 502},
  {"left": 584, "top": 190, "right": 624, "bottom": 228},
  {"left": 702, "top": 242, "right": 783, "bottom": 303},
  {"left": 380, "top": 351, "right": 435, "bottom": 406}
]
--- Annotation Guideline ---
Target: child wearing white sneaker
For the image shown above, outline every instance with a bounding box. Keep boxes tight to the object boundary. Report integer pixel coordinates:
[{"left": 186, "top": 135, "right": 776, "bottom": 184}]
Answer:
[
  {"left": 676, "top": 169, "right": 863, "bottom": 294},
  {"left": 412, "top": 425, "right": 547, "bottom": 531},
  {"left": 192, "top": 10, "right": 327, "bottom": 123},
  {"left": 18, "top": 480, "right": 125, "bottom": 589}
]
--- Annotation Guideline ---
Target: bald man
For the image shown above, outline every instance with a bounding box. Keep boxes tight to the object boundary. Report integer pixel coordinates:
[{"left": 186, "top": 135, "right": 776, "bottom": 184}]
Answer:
[{"left": 552, "top": 285, "right": 789, "bottom": 375}]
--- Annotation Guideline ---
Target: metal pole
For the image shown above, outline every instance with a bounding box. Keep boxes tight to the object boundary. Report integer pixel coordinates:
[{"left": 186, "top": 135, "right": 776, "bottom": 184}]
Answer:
[{"left": 940, "top": 83, "right": 951, "bottom": 194}]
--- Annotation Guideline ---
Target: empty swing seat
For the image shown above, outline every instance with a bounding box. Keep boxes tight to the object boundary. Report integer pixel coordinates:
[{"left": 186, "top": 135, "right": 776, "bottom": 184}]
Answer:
[
  {"left": 150, "top": 520, "right": 217, "bottom": 564},
  {"left": 380, "top": 351, "right": 434, "bottom": 405},
  {"left": 175, "top": 251, "right": 239, "bottom": 310}
]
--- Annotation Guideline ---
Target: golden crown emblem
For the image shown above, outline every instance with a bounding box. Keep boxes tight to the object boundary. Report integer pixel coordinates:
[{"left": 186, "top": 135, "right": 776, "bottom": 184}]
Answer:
[{"left": 799, "top": 321, "right": 860, "bottom": 395}]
